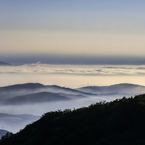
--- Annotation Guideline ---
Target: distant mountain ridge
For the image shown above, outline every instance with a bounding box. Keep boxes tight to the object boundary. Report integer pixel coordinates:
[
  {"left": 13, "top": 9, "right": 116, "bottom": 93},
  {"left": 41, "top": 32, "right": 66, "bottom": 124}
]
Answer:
[
  {"left": 0, "top": 83, "right": 44, "bottom": 90},
  {"left": 0, "top": 83, "right": 92, "bottom": 104},
  {"left": 78, "top": 83, "right": 145, "bottom": 94},
  {"left": 1, "top": 83, "right": 145, "bottom": 105},
  {"left": 2, "top": 82, "right": 144, "bottom": 93},
  {"left": 0, "top": 83, "right": 93, "bottom": 95},
  {"left": 4, "top": 92, "right": 70, "bottom": 105},
  {"left": 0, "top": 61, "right": 11, "bottom": 66},
  {"left": 1, "top": 82, "right": 145, "bottom": 135}
]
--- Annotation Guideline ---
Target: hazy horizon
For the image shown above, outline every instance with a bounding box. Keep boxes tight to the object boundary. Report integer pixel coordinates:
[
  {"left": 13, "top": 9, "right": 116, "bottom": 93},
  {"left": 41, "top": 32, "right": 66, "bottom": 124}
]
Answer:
[
  {"left": 1, "top": 55, "right": 145, "bottom": 65},
  {"left": 0, "top": 0, "right": 145, "bottom": 57},
  {"left": 1, "top": 64, "right": 145, "bottom": 88}
]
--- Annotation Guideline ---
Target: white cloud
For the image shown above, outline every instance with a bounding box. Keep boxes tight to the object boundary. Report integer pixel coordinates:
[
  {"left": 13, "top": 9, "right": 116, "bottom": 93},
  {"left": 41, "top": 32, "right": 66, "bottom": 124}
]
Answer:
[
  {"left": 1, "top": 64, "right": 145, "bottom": 76},
  {"left": 1, "top": 64, "right": 145, "bottom": 88}
]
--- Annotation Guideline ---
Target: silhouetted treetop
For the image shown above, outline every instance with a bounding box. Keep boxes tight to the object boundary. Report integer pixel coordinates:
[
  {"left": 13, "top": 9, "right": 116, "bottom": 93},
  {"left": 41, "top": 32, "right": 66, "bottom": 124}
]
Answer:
[{"left": 1, "top": 94, "right": 145, "bottom": 145}]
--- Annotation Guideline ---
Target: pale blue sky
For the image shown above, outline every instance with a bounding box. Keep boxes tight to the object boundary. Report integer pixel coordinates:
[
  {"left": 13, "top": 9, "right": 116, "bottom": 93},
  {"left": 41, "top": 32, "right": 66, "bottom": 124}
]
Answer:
[
  {"left": 0, "top": 0, "right": 145, "bottom": 57},
  {"left": 1, "top": 0, "right": 145, "bottom": 13}
]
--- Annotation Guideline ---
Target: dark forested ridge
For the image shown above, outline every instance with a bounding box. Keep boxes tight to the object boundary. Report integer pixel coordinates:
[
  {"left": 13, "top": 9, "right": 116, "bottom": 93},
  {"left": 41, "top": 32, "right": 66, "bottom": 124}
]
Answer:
[
  {"left": 1, "top": 94, "right": 145, "bottom": 145},
  {"left": 0, "top": 130, "right": 11, "bottom": 139}
]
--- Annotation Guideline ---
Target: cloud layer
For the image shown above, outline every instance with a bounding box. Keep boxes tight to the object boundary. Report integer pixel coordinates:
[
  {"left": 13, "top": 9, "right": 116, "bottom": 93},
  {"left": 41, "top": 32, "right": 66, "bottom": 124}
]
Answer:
[{"left": 1, "top": 64, "right": 145, "bottom": 76}]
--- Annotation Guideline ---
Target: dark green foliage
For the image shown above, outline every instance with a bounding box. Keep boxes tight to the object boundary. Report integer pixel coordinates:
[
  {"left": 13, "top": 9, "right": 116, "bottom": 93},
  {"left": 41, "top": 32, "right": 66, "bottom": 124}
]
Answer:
[
  {"left": 0, "top": 132, "right": 13, "bottom": 142},
  {"left": 2, "top": 94, "right": 145, "bottom": 145}
]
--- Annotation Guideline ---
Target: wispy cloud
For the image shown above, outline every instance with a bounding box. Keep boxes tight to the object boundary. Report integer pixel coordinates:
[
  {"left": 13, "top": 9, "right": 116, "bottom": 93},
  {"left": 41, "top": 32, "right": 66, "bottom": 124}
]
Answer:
[{"left": 1, "top": 64, "right": 145, "bottom": 76}]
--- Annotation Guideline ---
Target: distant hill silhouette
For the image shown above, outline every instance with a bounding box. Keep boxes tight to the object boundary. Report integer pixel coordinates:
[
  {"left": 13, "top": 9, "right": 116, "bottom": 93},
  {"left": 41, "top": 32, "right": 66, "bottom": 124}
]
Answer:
[
  {"left": 0, "top": 83, "right": 93, "bottom": 95},
  {"left": 78, "top": 83, "right": 145, "bottom": 94},
  {"left": 0, "top": 83, "right": 44, "bottom": 90},
  {"left": 2, "top": 94, "right": 145, "bottom": 144},
  {"left": 0, "top": 61, "right": 11, "bottom": 66},
  {"left": 4, "top": 92, "right": 70, "bottom": 105},
  {"left": 0, "top": 83, "right": 93, "bottom": 103},
  {"left": 45, "top": 85, "right": 94, "bottom": 95},
  {"left": 1, "top": 83, "right": 145, "bottom": 105}
]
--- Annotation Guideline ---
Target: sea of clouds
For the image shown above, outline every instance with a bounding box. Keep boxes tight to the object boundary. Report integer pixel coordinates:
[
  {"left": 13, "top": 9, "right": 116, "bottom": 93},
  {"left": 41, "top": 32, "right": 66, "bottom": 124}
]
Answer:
[
  {"left": 1, "top": 63, "right": 145, "bottom": 75},
  {"left": 1, "top": 64, "right": 145, "bottom": 88}
]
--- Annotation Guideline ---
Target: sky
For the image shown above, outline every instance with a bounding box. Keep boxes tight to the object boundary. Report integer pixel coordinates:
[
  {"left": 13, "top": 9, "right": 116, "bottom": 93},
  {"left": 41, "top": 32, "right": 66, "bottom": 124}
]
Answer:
[{"left": 0, "top": 0, "right": 145, "bottom": 60}]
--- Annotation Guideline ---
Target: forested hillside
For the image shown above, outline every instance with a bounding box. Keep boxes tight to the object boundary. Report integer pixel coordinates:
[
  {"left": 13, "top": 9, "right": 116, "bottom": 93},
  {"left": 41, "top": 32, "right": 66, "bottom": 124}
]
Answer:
[{"left": 1, "top": 94, "right": 145, "bottom": 145}]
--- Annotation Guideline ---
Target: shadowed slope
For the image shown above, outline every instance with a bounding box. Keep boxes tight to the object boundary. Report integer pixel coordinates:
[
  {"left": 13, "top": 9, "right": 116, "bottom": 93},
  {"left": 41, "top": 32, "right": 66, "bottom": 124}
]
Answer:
[
  {"left": 1, "top": 94, "right": 145, "bottom": 145},
  {"left": 0, "top": 130, "right": 11, "bottom": 139},
  {"left": 4, "top": 92, "right": 70, "bottom": 105}
]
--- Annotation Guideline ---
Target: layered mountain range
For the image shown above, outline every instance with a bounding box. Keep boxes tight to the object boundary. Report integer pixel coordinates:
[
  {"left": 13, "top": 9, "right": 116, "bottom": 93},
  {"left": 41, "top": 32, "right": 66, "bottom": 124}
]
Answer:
[
  {"left": 0, "top": 83, "right": 145, "bottom": 105},
  {"left": 0, "top": 82, "right": 145, "bottom": 134},
  {"left": 1, "top": 94, "right": 145, "bottom": 145}
]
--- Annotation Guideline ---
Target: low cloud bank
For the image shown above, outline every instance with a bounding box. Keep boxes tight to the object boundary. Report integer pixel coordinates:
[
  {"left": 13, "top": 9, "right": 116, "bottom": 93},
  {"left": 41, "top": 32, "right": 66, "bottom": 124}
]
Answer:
[
  {"left": 0, "top": 82, "right": 145, "bottom": 133},
  {"left": 1, "top": 64, "right": 145, "bottom": 76}
]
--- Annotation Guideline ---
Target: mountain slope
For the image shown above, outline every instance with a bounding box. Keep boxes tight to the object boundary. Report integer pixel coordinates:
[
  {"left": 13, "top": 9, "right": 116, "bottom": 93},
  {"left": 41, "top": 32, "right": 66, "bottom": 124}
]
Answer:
[
  {"left": 45, "top": 85, "right": 94, "bottom": 95},
  {"left": 1, "top": 94, "right": 145, "bottom": 145},
  {"left": 0, "top": 130, "right": 10, "bottom": 139},
  {"left": 4, "top": 92, "right": 70, "bottom": 105},
  {"left": 0, "top": 113, "right": 40, "bottom": 133},
  {"left": 0, "top": 83, "right": 44, "bottom": 90},
  {"left": 0, "top": 83, "right": 93, "bottom": 102},
  {"left": 78, "top": 83, "right": 145, "bottom": 94}
]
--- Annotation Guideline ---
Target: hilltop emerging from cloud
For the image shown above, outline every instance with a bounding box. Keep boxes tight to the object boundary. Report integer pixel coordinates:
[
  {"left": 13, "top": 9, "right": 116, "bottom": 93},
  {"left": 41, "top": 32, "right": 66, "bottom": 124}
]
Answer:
[
  {"left": 0, "top": 82, "right": 145, "bottom": 106},
  {"left": 0, "top": 82, "right": 145, "bottom": 133}
]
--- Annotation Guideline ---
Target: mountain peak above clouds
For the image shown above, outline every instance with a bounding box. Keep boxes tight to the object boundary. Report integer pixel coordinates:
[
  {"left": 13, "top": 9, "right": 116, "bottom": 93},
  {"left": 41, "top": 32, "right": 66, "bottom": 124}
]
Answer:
[
  {"left": 78, "top": 83, "right": 145, "bottom": 94},
  {"left": 0, "top": 83, "right": 44, "bottom": 90},
  {"left": 1, "top": 82, "right": 145, "bottom": 106}
]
